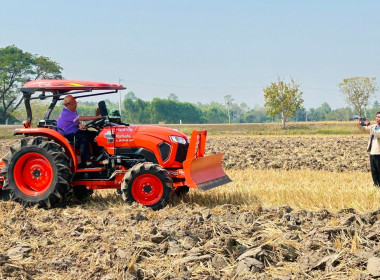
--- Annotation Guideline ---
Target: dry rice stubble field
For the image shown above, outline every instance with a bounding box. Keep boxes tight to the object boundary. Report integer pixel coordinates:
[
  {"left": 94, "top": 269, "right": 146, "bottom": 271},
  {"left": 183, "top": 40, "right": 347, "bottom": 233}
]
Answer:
[
  {"left": 197, "top": 135, "right": 380, "bottom": 212},
  {"left": 1, "top": 135, "right": 380, "bottom": 279}
]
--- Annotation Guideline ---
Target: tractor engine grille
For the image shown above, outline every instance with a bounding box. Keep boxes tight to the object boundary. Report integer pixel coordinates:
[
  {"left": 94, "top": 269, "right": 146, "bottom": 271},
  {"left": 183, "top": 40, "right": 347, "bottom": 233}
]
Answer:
[
  {"left": 175, "top": 143, "right": 189, "bottom": 163},
  {"left": 158, "top": 142, "right": 171, "bottom": 162}
]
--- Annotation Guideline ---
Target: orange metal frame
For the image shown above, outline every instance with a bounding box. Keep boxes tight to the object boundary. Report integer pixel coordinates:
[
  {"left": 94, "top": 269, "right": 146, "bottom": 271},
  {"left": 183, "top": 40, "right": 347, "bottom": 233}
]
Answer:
[
  {"left": 2, "top": 128, "right": 229, "bottom": 192},
  {"left": 186, "top": 130, "right": 207, "bottom": 160}
]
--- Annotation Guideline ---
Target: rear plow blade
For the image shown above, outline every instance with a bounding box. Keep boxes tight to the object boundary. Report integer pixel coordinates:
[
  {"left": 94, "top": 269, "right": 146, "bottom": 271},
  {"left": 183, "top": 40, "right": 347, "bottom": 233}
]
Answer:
[{"left": 183, "top": 153, "right": 231, "bottom": 191}]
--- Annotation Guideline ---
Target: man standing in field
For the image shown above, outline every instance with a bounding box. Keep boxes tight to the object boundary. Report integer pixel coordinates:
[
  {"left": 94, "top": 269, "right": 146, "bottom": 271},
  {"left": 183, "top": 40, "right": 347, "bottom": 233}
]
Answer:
[{"left": 358, "top": 113, "right": 380, "bottom": 187}]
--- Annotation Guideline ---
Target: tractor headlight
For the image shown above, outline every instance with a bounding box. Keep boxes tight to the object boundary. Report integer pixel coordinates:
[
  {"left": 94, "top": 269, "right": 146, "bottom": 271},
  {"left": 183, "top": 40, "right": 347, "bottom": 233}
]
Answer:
[{"left": 169, "top": 136, "right": 187, "bottom": 145}]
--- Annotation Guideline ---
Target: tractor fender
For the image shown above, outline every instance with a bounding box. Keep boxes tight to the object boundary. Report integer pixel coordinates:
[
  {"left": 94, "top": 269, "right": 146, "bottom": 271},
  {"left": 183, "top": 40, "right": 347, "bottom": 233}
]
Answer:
[{"left": 14, "top": 128, "right": 78, "bottom": 171}]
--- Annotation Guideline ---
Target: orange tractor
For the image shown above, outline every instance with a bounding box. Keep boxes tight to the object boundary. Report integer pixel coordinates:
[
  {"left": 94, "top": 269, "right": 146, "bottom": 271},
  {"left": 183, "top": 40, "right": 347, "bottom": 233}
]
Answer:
[{"left": 0, "top": 80, "right": 231, "bottom": 210}]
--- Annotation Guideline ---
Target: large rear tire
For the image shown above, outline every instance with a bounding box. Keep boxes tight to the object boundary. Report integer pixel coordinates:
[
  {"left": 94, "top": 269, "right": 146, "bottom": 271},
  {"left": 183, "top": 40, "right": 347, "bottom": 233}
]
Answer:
[
  {"left": 121, "top": 163, "right": 173, "bottom": 210},
  {"left": 0, "top": 137, "right": 72, "bottom": 208}
]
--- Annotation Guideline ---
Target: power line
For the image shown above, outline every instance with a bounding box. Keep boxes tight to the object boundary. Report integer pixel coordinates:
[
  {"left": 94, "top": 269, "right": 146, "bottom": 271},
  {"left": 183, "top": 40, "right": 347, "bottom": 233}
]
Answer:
[
  {"left": 125, "top": 80, "right": 338, "bottom": 91},
  {"left": 126, "top": 80, "right": 263, "bottom": 90}
]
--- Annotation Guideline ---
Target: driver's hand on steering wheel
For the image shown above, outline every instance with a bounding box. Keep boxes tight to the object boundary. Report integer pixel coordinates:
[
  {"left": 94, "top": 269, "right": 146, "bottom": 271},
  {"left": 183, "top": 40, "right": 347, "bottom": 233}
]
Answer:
[{"left": 79, "top": 123, "right": 86, "bottom": 130}]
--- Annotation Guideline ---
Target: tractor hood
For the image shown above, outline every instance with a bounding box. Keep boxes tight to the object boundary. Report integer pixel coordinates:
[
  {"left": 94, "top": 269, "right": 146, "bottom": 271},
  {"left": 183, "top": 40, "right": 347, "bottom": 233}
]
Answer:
[
  {"left": 133, "top": 125, "right": 188, "bottom": 140},
  {"left": 97, "top": 124, "right": 190, "bottom": 167}
]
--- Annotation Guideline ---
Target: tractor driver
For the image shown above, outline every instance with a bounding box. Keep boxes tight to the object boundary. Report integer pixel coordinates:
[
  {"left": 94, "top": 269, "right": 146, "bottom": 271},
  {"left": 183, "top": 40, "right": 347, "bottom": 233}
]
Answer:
[{"left": 57, "top": 95, "right": 104, "bottom": 168}]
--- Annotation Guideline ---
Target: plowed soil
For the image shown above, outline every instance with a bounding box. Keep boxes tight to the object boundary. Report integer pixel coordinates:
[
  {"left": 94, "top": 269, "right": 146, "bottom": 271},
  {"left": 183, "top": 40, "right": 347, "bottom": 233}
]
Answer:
[
  {"left": 210, "top": 135, "right": 369, "bottom": 172},
  {"left": 0, "top": 136, "right": 370, "bottom": 172}
]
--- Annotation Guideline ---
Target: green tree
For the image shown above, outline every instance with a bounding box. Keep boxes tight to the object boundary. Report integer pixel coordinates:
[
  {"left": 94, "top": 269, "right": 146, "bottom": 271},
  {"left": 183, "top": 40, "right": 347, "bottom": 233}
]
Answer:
[
  {"left": 240, "top": 103, "right": 249, "bottom": 114},
  {"left": 0, "top": 45, "right": 63, "bottom": 123},
  {"left": 197, "top": 102, "right": 228, "bottom": 123},
  {"left": 124, "top": 95, "right": 151, "bottom": 124},
  {"left": 314, "top": 102, "right": 332, "bottom": 121},
  {"left": 33, "top": 56, "right": 63, "bottom": 80},
  {"left": 151, "top": 98, "right": 203, "bottom": 124},
  {"left": 135, "top": 99, "right": 152, "bottom": 123},
  {"left": 126, "top": 91, "right": 137, "bottom": 101},
  {"left": 366, "top": 100, "right": 380, "bottom": 120},
  {"left": 204, "top": 107, "right": 228, "bottom": 123},
  {"left": 243, "top": 106, "right": 271, "bottom": 123},
  {"left": 338, "top": 76, "right": 378, "bottom": 117},
  {"left": 289, "top": 107, "right": 307, "bottom": 122},
  {"left": 168, "top": 93, "right": 179, "bottom": 101},
  {"left": 326, "top": 107, "right": 352, "bottom": 121},
  {"left": 263, "top": 77, "right": 303, "bottom": 128}
]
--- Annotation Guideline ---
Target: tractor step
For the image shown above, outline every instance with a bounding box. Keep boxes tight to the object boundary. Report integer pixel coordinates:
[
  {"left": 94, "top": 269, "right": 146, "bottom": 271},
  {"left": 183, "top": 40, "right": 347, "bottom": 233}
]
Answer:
[{"left": 76, "top": 167, "right": 106, "bottom": 173}]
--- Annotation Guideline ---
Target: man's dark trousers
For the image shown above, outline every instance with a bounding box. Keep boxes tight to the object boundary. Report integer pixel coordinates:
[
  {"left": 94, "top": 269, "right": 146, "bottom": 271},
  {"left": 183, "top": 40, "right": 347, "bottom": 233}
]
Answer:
[
  {"left": 65, "top": 130, "right": 98, "bottom": 167},
  {"left": 370, "top": 154, "right": 380, "bottom": 186}
]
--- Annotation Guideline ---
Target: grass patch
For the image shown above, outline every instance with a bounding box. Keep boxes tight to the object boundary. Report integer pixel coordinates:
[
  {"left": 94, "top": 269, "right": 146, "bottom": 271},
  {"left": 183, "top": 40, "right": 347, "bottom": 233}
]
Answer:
[
  {"left": 316, "top": 128, "right": 354, "bottom": 134},
  {"left": 0, "top": 125, "right": 20, "bottom": 139}
]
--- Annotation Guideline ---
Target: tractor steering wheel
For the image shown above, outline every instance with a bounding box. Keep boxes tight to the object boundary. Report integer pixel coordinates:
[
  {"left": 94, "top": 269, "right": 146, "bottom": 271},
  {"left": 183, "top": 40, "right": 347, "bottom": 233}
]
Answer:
[
  {"left": 84, "top": 100, "right": 108, "bottom": 129},
  {"left": 85, "top": 117, "right": 105, "bottom": 129}
]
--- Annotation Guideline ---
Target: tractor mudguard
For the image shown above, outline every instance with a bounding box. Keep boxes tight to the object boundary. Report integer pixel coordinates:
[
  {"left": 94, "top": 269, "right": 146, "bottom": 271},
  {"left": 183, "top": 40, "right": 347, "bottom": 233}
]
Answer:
[
  {"left": 182, "top": 130, "right": 231, "bottom": 191},
  {"left": 14, "top": 128, "right": 78, "bottom": 171}
]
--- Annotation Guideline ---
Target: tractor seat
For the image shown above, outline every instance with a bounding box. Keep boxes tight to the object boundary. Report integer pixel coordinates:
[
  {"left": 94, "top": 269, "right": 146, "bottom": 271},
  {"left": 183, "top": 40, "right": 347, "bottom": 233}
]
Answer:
[
  {"left": 37, "top": 119, "right": 57, "bottom": 128},
  {"left": 37, "top": 120, "right": 65, "bottom": 135},
  {"left": 36, "top": 120, "right": 76, "bottom": 147}
]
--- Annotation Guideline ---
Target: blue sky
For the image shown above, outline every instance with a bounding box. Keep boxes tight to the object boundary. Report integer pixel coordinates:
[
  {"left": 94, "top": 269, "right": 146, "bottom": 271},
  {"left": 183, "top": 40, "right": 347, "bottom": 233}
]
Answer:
[{"left": 1, "top": 0, "right": 379, "bottom": 109}]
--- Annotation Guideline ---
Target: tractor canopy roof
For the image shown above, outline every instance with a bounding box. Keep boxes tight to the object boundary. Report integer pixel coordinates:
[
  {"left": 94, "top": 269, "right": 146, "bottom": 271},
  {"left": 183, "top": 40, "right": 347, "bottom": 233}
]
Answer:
[
  {"left": 21, "top": 80, "right": 126, "bottom": 94},
  {"left": 21, "top": 80, "right": 126, "bottom": 121}
]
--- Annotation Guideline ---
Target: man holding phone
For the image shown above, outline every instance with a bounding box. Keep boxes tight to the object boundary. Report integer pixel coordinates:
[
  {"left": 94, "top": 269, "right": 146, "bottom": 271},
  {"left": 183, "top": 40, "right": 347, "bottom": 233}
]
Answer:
[{"left": 358, "top": 112, "right": 380, "bottom": 187}]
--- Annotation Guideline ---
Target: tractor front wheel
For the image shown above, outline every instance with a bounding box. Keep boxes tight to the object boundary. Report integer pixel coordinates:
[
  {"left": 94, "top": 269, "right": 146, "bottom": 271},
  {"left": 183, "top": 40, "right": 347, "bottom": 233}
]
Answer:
[
  {"left": 121, "top": 163, "right": 173, "bottom": 210},
  {"left": 0, "top": 137, "right": 72, "bottom": 208}
]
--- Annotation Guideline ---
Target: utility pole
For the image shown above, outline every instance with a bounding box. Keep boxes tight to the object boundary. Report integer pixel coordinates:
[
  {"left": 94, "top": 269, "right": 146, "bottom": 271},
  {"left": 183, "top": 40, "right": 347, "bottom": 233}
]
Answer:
[
  {"left": 224, "top": 95, "right": 234, "bottom": 124},
  {"left": 118, "top": 78, "right": 126, "bottom": 117}
]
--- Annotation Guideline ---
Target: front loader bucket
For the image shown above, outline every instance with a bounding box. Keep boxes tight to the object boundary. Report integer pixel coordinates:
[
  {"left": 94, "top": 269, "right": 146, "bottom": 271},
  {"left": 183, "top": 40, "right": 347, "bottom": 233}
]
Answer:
[{"left": 183, "top": 153, "right": 231, "bottom": 191}]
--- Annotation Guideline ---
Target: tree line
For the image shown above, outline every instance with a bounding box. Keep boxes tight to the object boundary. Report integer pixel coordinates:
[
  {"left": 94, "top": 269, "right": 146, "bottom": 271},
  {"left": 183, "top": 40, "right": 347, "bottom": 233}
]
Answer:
[
  {"left": 0, "top": 45, "right": 378, "bottom": 126},
  {"left": 40, "top": 95, "right": 378, "bottom": 125},
  {"left": 120, "top": 95, "right": 380, "bottom": 124}
]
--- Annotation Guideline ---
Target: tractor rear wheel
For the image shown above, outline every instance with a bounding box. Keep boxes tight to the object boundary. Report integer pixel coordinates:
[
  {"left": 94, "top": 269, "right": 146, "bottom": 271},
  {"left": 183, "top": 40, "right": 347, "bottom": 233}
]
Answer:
[
  {"left": 0, "top": 137, "right": 72, "bottom": 208},
  {"left": 121, "top": 163, "right": 173, "bottom": 210}
]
